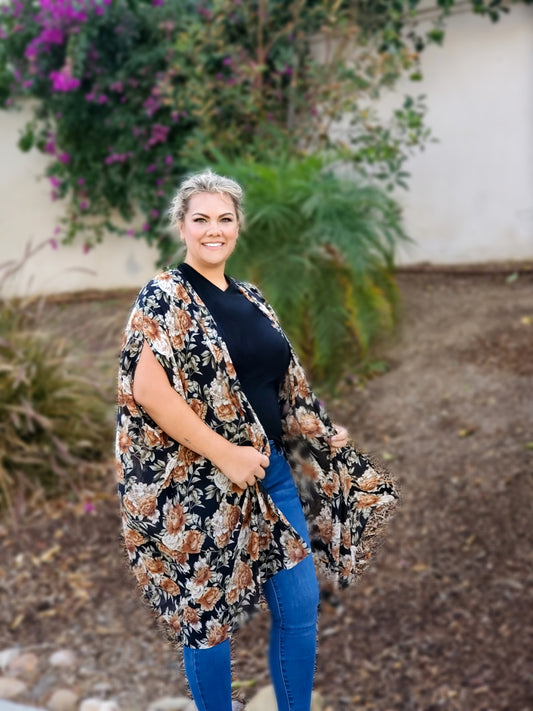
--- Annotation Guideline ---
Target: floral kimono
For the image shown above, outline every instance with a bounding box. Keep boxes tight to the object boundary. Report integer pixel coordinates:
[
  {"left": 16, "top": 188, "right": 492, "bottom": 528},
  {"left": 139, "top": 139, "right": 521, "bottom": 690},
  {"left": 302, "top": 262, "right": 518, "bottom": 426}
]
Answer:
[{"left": 116, "top": 269, "right": 398, "bottom": 649}]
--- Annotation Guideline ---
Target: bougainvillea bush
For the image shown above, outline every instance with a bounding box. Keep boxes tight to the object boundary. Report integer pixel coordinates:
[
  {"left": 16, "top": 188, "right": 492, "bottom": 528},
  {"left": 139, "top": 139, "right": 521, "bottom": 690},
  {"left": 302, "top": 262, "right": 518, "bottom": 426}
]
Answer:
[
  {"left": 0, "top": 0, "right": 436, "bottom": 263},
  {"left": 0, "top": 0, "right": 197, "bottom": 259},
  {"left": 1, "top": 0, "right": 529, "bottom": 263}
]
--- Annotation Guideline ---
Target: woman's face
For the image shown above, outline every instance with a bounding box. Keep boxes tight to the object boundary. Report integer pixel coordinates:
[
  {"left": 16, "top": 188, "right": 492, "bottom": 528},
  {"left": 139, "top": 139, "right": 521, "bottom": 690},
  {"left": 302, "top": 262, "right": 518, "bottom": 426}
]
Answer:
[{"left": 180, "top": 192, "right": 239, "bottom": 274}]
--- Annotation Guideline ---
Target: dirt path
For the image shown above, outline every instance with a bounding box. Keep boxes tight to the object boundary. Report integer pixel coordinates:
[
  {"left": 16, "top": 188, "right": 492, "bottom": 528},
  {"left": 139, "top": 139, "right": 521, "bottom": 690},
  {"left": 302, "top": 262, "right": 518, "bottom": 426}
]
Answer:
[{"left": 1, "top": 271, "right": 532, "bottom": 710}]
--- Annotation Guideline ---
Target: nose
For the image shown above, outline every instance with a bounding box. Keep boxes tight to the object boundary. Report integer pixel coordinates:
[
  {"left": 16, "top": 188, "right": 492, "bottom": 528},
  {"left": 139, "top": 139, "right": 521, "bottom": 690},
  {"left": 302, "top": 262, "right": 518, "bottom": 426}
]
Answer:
[{"left": 206, "top": 222, "right": 221, "bottom": 236}]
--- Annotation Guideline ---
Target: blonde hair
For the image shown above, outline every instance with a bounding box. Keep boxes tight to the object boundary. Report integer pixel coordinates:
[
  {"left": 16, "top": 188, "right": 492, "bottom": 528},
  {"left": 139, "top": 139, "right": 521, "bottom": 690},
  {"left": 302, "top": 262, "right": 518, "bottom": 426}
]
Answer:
[{"left": 168, "top": 169, "right": 245, "bottom": 227}]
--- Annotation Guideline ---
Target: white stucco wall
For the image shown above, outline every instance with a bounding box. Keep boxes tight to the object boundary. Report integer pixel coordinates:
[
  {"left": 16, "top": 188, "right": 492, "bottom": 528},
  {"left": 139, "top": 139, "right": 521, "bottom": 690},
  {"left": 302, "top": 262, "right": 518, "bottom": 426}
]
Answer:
[
  {"left": 1, "top": 5, "right": 532, "bottom": 297},
  {"left": 0, "top": 105, "right": 161, "bottom": 297},
  {"left": 389, "top": 4, "right": 533, "bottom": 264}
]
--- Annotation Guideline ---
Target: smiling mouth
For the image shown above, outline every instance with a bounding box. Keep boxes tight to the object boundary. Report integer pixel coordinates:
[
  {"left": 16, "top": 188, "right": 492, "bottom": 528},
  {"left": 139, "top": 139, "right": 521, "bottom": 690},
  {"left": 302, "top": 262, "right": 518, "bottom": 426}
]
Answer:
[{"left": 203, "top": 242, "right": 224, "bottom": 247}]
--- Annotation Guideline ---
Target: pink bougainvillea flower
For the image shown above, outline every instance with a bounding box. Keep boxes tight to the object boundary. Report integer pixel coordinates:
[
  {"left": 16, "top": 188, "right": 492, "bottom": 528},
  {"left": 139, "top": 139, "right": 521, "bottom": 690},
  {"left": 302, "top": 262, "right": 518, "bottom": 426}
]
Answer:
[
  {"left": 49, "top": 238, "right": 59, "bottom": 250},
  {"left": 50, "top": 67, "right": 81, "bottom": 92},
  {"left": 58, "top": 152, "right": 71, "bottom": 164}
]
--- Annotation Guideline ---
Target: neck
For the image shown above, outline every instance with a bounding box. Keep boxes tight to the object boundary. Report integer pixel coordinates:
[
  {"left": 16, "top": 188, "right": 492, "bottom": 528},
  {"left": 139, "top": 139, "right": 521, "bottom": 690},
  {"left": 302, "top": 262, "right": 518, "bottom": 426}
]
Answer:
[{"left": 184, "top": 260, "right": 228, "bottom": 291}]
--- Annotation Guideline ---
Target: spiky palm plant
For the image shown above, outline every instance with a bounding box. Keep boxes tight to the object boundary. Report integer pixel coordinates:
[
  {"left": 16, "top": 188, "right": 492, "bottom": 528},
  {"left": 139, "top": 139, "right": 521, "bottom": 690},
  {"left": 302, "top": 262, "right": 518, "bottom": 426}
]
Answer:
[
  {"left": 213, "top": 155, "right": 408, "bottom": 387},
  {"left": 0, "top": 294, "right": 113, "bottom": 512}
]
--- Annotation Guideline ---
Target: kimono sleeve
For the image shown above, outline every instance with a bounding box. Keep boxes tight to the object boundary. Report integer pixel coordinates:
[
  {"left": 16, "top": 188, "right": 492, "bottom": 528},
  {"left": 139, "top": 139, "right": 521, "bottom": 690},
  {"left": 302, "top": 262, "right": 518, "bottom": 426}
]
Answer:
[{"left": 124, "top": 275, "right": 187, "bottom": 398}]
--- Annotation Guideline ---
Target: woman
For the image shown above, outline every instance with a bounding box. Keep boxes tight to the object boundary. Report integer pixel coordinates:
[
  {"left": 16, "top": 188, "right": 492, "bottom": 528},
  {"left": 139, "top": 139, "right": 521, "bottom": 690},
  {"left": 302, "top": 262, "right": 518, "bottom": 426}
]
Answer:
[{"left": 116, "top": 170, "right": 398, "bottom": 711}]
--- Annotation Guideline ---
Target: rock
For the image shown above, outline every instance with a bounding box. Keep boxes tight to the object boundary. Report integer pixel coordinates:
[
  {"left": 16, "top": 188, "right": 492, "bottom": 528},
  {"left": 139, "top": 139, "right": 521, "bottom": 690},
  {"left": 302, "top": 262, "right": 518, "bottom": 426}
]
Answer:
[
  {"left": 246, "top": 684, "right": 325, "bottom": 711},
  {"left": 30, "top": 673, "right": 58, "bottom": 700},
  {"left": 0, "top": 649, "right": 21, "bottom": 673},
  {"left": 0, "top": 675, "right": 28, "bottom": 700},
  {"left": 78, "top": 700, "right": 120, "bottom": 711},
  {"left": 7, "top": 653, "right": 40, "bottom": 681},
  {"left": 48, "top": 651, "right": 76, "bottom": 669},
  {"left": 46, "top": 688, "right": 79, "bottom": 711},
  {"left": 148, "top": 697, "right": 194, "bottom": 711}
]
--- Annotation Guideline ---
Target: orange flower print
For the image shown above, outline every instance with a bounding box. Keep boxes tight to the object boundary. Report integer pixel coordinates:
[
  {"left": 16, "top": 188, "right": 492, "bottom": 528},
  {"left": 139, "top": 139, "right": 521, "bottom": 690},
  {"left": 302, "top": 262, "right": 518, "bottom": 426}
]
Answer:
[
  {"left": 117, "top": 427, "right": 132, "bottom": 453},
  {"left": 117, "top": 385, "right": 138, "bottom": 415},
  {"left": 340, "top": 467, "right": 352, "bottom": 497},
  {"left": 160, "top": 576, "right": 181, "bottom": 596},
  {"left": 223, "top": 504, "right": 241, "bottom": 532},
  {"left": 133, "top": 564, "right": 149, "bottom": 588},
  {"left": 190, "top": 398, "right": 207, "bottom": 421},
  {"left": 284, "top": 536, "right": 307, "bottom": 565},
  {"left": 137, "top": 494, "right": 158, "bottom": 518},
  {"left": 322, "top": 473, "right": 340, "bottom": 498},
  {"left": 170, "top": 462, "right": 188, "bottom": 483},
  {"left": 115, "top": 460, "right": 124, "bottom": 483},
  {"left": 300, "top": 459, "right": 321, "bottom": 482},
  {"left": 342, "top": 527, "right": 352, "bottom": 549},
  {"left": 130, "top": 309, "right": 143, "bottom": 332},
  {"left": 175, "top": 308, "right": 192, "bottom": 335},
  {"left": 207, "top": 622, "right": 229, "bottom": 647},
  {"left": 165, "top": 503, "right": 186, "bottom": 535},
  {"left": 175, "top": 283, "right": 191, "bottom": 304},
  {"left": 194, "top": 565, "right": 212, "bottom": 586},
  {"left": 168, "top": 613, "right": 181, "bottom": 633},
  {"left": 182, "top": 606, "right": 200, "bottom": 626},
  {"left": 215, "top": 400, "right": 237, "bottom": 422},
  {"left": 316, "top": 515, "right": 334, "bottom": 544},
  {"left": 182, "top": 530, "right": 205, "bottom": 554},
  {"left": 123, "top": 527, "right": 145, "bottom": 552},
  {"left": 298, "top": 411, "right": 324, "bottom": 438},
  {"left": 144, "top": 557, "right": 166, "bottom": 575},
  {"left": 144, "top": 425, "right": 169, "bottom": 448},
  {"left": 180, "top": 445, "right": 201, "bottom": 467},
  {"left": 197, "top": 587, "right": 222, "bottom": 611},
  {"left": 357, "top": 469, "right": 381, "bottom": 492},
  {"left": 142, "top": 315, "right": 160, "bottom": 342},
  {"left": 177, "top": 368, "right": 188, "bottom": 394},
  {"left": 356, "top": 493, "right": 381, "bottom": 509},
  {"left": 233, "top": 562, "right": 253, "bottom": 591},
  {"left": 284, "top": 415, "right": 301, "bottom": 437},
  {"left": 247, "top": 531, "right": 260, "bottom": 561},
  {"left": 211, "top": 344, "right": 223, "bottom": 363},
  {"left": 341, "top": 560, "right": 354, "bottom": 579}
]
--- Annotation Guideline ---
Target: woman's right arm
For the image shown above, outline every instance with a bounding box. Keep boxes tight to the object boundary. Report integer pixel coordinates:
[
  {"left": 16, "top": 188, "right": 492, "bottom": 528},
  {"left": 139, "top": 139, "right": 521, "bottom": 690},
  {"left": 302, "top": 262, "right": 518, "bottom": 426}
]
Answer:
[{"left": 133, "top": 342, "right": 268, "bottom": 488}]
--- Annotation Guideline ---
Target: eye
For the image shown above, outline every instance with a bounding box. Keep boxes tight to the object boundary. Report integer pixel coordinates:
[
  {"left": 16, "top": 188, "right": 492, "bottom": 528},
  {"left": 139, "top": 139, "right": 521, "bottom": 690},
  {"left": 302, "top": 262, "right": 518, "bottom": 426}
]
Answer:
[
  {"left": 193, "top": 217, "right": 206, "bottom": 223},
  {"left": 221, "top": 217, "right": 234, "bottom": 222}
]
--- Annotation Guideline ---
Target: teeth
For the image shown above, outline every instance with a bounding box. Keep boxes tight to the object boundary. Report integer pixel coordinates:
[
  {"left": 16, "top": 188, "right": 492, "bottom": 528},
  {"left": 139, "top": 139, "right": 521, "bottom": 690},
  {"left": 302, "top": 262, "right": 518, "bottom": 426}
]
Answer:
[{"left": 205, "top": 242, "right": 223, "bottom": 247}]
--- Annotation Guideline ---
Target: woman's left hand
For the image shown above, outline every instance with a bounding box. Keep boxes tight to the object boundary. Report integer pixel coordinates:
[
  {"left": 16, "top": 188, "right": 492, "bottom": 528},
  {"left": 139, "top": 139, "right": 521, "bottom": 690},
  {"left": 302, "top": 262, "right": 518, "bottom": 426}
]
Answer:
[{"left": 328, "top": 424, "right": 349, "bottom": 448}]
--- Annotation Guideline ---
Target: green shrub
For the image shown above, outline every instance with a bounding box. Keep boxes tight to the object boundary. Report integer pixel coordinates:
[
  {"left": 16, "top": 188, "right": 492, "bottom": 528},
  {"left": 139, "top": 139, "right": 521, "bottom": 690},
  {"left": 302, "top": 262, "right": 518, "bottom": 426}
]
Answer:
[
  {"left": 212, "top": 154, "right": 408, "bottom": 387},
  {"left": 0, "top": 289, "right": 113, "bottom": 512}
]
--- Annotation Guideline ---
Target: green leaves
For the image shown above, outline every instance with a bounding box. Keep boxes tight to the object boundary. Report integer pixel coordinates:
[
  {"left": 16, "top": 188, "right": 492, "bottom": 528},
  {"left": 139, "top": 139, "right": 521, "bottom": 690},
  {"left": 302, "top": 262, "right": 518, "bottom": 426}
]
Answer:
[
  {"left": 1, "top": 0, "right": 530, "bottom": 259},
  {"left": 0, "top": 266, "right": 113, "bottom": 511},
  {"left": 214, "top": 154, "right": 407, "bottom": 388}
]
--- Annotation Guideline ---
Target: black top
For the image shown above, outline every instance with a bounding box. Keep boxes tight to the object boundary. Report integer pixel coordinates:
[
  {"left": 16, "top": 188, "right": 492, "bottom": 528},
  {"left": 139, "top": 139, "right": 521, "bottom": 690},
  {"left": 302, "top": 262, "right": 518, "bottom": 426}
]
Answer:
[{"left": 178, "top": 263, "right": 290, "bottom": 442}]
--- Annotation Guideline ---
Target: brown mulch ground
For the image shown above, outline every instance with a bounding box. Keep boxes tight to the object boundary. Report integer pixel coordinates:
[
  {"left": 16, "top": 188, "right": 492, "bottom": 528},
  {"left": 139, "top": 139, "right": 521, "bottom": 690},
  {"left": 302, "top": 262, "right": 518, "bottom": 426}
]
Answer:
[{"left": 1, "top": 269, "right": 532, "bottom": 710}]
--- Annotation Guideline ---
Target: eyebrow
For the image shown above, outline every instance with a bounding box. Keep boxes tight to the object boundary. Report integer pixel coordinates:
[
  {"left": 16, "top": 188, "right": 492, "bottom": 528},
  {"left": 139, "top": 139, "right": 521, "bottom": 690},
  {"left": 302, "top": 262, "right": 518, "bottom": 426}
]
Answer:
[{"left": 192, "top": 212, "right": 235, "bottom": 218}]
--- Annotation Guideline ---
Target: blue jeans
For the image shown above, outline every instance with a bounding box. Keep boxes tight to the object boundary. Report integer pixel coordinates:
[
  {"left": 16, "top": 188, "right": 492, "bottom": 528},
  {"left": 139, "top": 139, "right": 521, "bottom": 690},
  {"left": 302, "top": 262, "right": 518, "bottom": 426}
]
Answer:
[{"left": 183, "top": 443, "right": 319, "bottom": 711}]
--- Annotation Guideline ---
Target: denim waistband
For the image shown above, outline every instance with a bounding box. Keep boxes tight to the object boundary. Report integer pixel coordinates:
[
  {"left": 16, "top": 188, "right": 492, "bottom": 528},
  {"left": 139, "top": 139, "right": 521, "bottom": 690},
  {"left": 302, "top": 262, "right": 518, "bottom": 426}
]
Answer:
[{"left": 268, "top": 438, "right": 284, "bottom": 455}]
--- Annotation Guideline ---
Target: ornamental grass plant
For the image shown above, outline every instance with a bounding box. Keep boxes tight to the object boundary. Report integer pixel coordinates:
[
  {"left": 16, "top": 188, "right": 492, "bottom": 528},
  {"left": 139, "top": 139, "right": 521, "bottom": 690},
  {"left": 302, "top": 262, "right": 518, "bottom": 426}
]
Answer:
[
  {"left": 213, "top": 154, "right": 408, "bottom": 387},
  {"left": 0, "top": 262, "right": 113, "bottom": 514}
]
